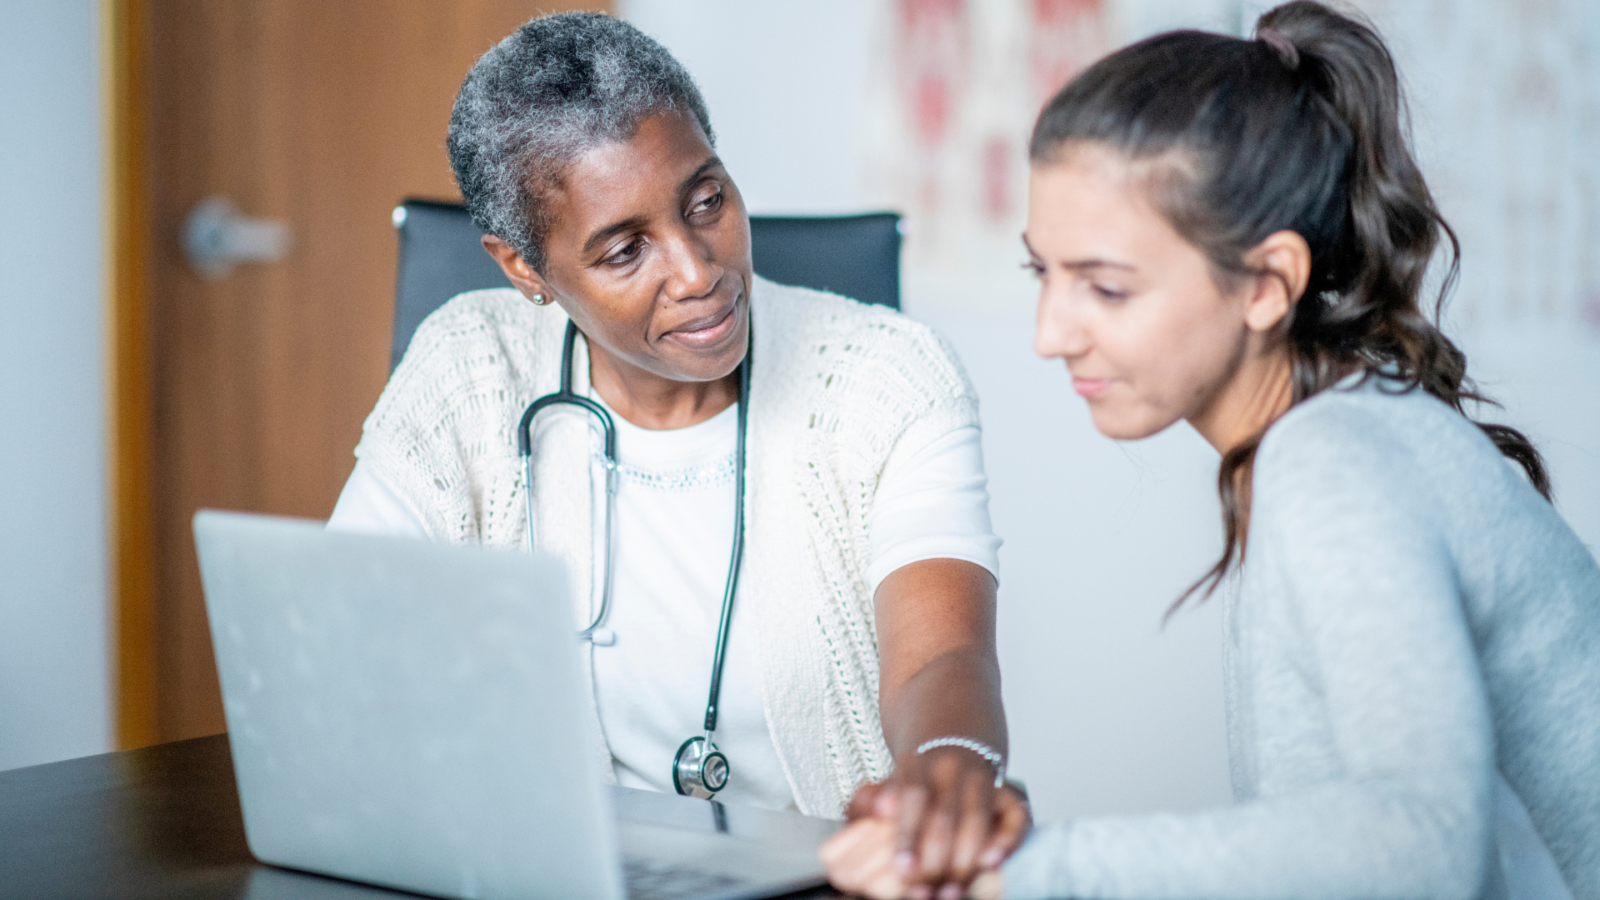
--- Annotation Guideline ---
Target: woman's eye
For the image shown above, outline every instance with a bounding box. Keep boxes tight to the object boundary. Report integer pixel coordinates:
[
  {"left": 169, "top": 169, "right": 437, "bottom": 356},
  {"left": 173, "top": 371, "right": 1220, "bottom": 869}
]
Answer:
[
  {"left": 1022, "top": 260, "right": 1045, "bottom": 280},
  {"left": 690, "top": 187, "right": 724, "bottom": 215},
  {"left": 1092, "top": 283, "right": 1129, "bottom": 302},
  {"left": 603, "top": 238, "right": 643, "bottom": 267}
]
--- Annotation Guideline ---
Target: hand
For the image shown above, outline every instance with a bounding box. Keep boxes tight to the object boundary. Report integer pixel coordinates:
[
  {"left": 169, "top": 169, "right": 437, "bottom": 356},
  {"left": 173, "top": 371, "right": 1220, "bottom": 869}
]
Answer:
[
  {"left": 821, "top": 818, "right": 909, "bottom": 900},
  {"left": 841, "top": 750, "right": 1030, "bottom": 899},
  {"left": 821, "top": 817, "right": 1009, "bottom": 900}
]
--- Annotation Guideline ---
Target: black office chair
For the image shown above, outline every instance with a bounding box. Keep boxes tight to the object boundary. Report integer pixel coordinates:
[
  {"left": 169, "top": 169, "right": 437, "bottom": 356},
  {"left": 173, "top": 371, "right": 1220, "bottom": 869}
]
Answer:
[{"left": 391, "top": 199, "right": 902, "bottom": 372}]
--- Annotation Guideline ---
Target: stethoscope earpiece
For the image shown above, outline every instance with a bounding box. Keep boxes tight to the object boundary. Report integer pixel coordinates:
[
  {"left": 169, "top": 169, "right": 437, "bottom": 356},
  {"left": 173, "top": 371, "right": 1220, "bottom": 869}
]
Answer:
[
  {"left": 519, "top": 320, "right": 750, "bottom": 802},
  {"left": 672, "top": 736, "right": 731, "bottom": 799}
]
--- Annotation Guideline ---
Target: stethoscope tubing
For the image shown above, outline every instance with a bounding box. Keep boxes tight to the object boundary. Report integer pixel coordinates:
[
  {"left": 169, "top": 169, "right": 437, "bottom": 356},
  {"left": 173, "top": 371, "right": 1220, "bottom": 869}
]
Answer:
[
  {"left": 518, "top": 323, "right": 620, "bottom": 639},
  {"left": 516, "top": 323, "right": 617, "bottom": 460},
  {"left": 516, "top": 318, "right": 749, "bottom": 744},
  {"left": 701, "top": 353, "right": 748, "bottom": 736}
]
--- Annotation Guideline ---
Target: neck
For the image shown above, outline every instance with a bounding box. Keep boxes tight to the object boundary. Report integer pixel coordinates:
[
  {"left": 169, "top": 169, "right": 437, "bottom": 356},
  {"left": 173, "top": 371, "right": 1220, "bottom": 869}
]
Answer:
[
  {"left": 1189, "top": 344, "right": 1294, "bottom": 456},
  {"left": 585, "top": 341, "right": 740, "bottom": 431}
]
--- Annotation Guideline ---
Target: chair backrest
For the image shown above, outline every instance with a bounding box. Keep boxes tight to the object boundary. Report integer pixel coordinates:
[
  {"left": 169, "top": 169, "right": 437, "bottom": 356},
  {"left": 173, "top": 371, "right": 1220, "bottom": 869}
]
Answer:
[{"left": 390, "top": 199, "right": 901, "bottom": 372}]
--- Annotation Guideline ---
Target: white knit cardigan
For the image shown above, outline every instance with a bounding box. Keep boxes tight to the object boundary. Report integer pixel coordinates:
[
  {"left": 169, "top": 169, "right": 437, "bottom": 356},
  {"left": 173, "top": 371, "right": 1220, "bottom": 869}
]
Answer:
[{"left": 354, "top": 276, "right": 980, "bottom": 817}]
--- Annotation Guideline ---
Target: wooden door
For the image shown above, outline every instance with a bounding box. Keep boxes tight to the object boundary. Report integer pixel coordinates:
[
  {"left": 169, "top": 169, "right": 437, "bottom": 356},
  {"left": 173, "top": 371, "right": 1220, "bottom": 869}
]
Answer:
[{"left": 121, "top": 0, "right": 608, "bottom": 746}]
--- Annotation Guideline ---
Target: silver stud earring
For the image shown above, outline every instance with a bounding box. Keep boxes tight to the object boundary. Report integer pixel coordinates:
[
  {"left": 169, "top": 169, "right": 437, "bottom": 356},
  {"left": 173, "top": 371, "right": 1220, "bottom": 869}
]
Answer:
[{"left": 531, "top": 292, "right": 551, "bottom": 306}]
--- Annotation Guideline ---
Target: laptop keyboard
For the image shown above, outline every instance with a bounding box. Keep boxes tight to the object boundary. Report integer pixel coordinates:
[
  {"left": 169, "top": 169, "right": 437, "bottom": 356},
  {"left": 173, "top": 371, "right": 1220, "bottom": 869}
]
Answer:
[{"left": 623, "top": 857, "right": 749, "bottom": 900}]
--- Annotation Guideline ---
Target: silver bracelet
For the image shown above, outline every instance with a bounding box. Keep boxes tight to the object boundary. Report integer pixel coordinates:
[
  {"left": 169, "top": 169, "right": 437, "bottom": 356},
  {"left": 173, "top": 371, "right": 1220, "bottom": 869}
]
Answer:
[{"left": 916, "top": 736, "right": 1006, "bottom": 788}]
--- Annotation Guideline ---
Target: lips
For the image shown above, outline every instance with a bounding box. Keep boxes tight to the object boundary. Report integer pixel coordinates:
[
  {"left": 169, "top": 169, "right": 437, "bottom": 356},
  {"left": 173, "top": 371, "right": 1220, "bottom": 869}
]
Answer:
[
  {"left": 1071, "top": 376, "right": 1114, "bottom": 399},
  {"left": 665, "top": 300, "right": 741, "bottom": 349}
]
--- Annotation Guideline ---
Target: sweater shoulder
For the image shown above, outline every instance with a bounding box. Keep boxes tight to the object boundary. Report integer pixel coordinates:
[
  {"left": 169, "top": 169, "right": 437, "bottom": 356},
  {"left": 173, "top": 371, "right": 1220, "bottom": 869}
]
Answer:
[
  {"left": 1258, "top": 380, "right": 1456, "bottom": 495},
  {"left": 1257, "top": 378, "right": 1536, "bottom": 500},
  {"left": 1250, "top": 378, "right": 1574, "bottom": 583},
  {"left": 390, "top": 288, "right": 548, "bottom": 388},
  {"left": 754, "top": 277, "right": 976, "bottom": 411},
  {"left": 354, "top": 289, "right": 557, "bottom": 539},
  {"left": 368, "top": 289, "right": 553, "bottom": 429}
]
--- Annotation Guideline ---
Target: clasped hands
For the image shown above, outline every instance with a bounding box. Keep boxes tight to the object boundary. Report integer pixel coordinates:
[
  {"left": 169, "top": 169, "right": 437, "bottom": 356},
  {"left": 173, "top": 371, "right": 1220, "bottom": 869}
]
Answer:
[{"left": 821, "top": 745, "right": 1031, "bottom": 899}]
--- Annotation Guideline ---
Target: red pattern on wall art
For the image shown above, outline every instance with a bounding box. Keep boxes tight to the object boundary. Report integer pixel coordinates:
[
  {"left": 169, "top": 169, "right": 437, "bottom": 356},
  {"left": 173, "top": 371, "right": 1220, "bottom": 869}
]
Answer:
[
  {"left": 897, "top": 0, "right": 969, "bottom": 149},
  {"left": 981, "top": 135, "right": 1013, "bottom": 223},
  {"left": 895, "top": 0, "right": 970, "bottom": 218},
  {"left": 877, "top": 0, "right": 1110, "bottom": 256},
  {"left": 1029, "top": 0, "right": 1104, "bottom": 107}
]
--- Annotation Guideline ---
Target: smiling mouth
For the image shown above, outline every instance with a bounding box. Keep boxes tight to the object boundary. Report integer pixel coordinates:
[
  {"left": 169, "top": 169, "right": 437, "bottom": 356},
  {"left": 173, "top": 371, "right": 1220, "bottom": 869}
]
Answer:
[
  {"left": 1071, "top": 376, "right": 1114, "bottom": 398},
  {"left": 665, "top": 299, "right": 741, "bottom": 349}
]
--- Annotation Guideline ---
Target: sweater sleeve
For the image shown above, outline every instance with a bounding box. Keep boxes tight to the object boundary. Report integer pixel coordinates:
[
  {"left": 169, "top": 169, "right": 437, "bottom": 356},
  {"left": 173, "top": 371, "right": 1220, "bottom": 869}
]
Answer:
[
  {"left": 352, "top": 290, "right": 550, "bottom": 546},
  {"left": 1004, "top": 401, "right": 1496, "bottom": 900}
]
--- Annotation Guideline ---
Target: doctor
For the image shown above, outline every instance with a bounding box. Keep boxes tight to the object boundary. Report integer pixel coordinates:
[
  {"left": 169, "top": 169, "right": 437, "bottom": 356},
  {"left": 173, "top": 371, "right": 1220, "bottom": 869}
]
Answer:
[{"left": 329, "top": 10, "right": 1029, "bottom": 889}]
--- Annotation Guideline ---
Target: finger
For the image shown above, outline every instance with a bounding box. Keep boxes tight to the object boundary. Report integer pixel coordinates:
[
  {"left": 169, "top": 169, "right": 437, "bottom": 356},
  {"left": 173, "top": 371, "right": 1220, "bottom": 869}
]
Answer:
[
  {"left": 828, "top": 821, "right": 905, "bottom": 900},
  {"left": 914, "top": 771, "right": 963, "bottom": 886},
  {"left": 847, "top": 781, "right": 885, "bottom": 821},
  {"left": 977, "top": 790, "right": 1030, "bottom": 868},
  {"left": 979, "top": 786, "right": 1033, "bottom": 869},
  {"left": 874, "top": 781, "right": 903, "bottom": 820},
  {"left": 945, "top": 771, "right": 994, "bottom": 886},
  {"left": 860, "top": 857, "right": 911, "bottom": 900},
  {"left": 821, "top": 822, "right": 884, "bottom": 887},
  {"left": 819, "top": 822, "right": 866, "bottom": 867},
  {"left": 969, "top": 869, "right": 1006, "bottom": 900},
  {"left": 892, "top": 783, "right": 929, "bottom": 876}
]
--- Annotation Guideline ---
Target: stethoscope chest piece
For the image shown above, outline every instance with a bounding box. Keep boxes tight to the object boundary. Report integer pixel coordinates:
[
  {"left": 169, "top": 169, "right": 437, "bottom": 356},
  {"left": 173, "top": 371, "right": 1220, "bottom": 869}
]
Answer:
[{"left": 672, "top": 736, "right": 730, "bottom": 799}]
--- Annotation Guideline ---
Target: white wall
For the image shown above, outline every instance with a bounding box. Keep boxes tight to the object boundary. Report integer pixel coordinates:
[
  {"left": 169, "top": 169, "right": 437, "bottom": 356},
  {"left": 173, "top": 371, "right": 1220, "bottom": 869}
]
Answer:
[
  {"left": 618, "top": 0, "right": 876, "bottom": 215},
  {"left": 622, "top": 0, "right": 1600, "bottom": 823},
  {"left": 0, "top": 1, "right": 111, "bottom": 771}
]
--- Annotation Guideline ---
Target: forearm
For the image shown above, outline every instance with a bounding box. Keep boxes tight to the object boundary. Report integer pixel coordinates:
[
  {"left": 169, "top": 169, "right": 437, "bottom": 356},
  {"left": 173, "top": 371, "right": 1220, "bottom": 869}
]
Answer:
[
  {"left": 881, "top": 644, "right": 1007, "bottom": 767},
  {"left": 862, "top": 557, "right": 1024, "bottom": 893},
  {"left": 873, "top": 557, "right": 1006, "bottom": 771},
  {"left": 1004, "top": 779, "right": 1490, "bottom": 900}
]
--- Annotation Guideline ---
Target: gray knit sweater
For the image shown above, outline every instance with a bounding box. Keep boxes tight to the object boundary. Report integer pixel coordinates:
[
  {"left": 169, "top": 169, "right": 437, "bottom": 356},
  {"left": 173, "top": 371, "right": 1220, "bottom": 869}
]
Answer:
[{"left": 1004, "top": 376, "right": 1600, "bottom": 900}]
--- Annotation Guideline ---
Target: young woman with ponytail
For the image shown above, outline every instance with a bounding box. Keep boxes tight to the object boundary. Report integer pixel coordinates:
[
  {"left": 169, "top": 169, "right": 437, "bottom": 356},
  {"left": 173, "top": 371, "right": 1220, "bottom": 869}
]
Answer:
[{"left": 822, "top": 3, "right": 1599, "bottom": 898}]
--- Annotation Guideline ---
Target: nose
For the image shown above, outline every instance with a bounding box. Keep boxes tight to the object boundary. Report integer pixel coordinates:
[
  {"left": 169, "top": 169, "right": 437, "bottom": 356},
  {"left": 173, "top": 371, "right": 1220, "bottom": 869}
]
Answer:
[
  {"left": 1033, "top": 283, "right": 1090, "bottom": 360},
  {"left": 661, "top": 226, "right": 720, "bottom": 303}
]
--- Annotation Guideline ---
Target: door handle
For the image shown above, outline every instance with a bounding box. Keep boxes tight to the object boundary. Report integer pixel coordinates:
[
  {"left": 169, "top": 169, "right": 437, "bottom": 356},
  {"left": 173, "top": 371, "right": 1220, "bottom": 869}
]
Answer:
[{"left": 183, "top": 196, "right": 292, "bottom": 279}]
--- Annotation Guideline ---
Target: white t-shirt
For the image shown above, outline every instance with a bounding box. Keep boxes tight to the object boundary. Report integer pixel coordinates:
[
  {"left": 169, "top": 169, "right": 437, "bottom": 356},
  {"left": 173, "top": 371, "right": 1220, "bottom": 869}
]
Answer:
[{"left": 329, "top": 395, "right": 1000, "bottom": 811}]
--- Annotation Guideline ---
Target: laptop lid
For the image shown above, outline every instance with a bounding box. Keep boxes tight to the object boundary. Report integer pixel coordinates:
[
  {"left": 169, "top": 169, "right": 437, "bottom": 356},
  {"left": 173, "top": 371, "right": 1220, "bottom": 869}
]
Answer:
[{"left": 194, "top": 510, "right": 624, "bottom": 900}]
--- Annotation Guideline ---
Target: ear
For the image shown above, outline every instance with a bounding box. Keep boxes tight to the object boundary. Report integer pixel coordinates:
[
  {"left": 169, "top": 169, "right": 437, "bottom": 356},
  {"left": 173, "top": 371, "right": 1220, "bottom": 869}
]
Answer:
[
  {"left": 481, "top": 234, "right": 553, "bottom": 303},
  {"left": 1240, "top": 230, "right": 1311, "bottom": 333}
]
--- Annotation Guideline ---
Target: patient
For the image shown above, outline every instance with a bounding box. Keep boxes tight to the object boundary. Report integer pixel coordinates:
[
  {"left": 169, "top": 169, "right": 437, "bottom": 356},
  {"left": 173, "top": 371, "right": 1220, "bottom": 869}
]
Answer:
[
  {"left": 329, "top": 9, "right": 1027, "bottom": 881},
  {"left": 823, "top": 2, "right": 1600, "bottom": 898}
]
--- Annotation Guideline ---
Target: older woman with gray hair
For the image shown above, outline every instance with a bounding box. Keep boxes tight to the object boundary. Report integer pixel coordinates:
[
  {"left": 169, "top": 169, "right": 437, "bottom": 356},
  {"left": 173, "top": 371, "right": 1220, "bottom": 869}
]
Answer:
[{"left": 328, "top": 11, "right": 1027, "bottom": 897}]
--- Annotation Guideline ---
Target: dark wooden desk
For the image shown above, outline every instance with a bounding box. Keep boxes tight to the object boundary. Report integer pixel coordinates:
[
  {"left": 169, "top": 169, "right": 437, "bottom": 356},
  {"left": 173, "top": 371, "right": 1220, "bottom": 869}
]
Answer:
[{"left": 0, "top": 735, "right": 845, "bottom": 900}]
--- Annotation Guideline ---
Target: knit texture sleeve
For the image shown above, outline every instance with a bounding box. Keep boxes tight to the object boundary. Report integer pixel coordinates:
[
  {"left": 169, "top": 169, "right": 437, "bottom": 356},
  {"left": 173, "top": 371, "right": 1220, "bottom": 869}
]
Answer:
[
  {"left": 797, "top": 297, "right": 982, "bottom": 567},
  {"left": 353, "top": 289, "right": 551, "bottom": 547},
  {"left": 1003, "top": 398, "right": 1497, "bottom": 900}
]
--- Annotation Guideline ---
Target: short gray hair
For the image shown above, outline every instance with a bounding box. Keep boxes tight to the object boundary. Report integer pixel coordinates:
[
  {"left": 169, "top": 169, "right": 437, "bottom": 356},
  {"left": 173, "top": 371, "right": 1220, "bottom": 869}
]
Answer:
[{"left": 447, "top": 12, "right": 715, "bottom": 273}]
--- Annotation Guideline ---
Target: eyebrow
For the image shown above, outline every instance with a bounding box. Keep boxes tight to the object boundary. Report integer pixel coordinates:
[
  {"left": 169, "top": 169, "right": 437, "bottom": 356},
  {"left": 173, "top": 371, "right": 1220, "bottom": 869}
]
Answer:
[
  {"left": 579, "top": 155, "right": 726, "bottom": 256},
  {"left": 1020, "top": 233, "right": 1137, "bottom": 272}
]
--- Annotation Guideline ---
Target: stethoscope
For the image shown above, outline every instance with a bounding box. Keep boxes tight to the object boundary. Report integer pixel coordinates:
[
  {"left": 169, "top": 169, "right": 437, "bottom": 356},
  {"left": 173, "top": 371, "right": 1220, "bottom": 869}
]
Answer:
[{"left": 517, "top": 320, "right": 748, "bottom": 800}]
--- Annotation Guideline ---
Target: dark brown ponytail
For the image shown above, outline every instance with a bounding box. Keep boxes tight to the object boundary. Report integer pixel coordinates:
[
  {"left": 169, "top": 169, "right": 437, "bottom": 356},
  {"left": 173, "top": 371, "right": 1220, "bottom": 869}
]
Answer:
[{"left": 1030, "top": 1, "right": 1550, "bottom": 607}]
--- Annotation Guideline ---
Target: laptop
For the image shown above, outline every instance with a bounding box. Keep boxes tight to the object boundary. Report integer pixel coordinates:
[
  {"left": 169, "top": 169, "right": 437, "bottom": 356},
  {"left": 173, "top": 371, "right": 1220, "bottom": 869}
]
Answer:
[{"left": 193, "top": 510, "right": 836, "bottom": 900}]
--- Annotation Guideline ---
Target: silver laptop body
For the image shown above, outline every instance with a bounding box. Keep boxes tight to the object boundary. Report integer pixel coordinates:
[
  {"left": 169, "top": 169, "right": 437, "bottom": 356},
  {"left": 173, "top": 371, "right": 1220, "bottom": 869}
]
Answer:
[{"left": 193, "top": 510, "right": 834, "bottom": 900}]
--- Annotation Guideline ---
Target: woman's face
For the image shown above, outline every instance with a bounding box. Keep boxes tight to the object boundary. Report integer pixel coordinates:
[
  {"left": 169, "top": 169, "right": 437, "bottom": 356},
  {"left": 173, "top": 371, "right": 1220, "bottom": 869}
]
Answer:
[
  {"left": 526, "top": 111, "right": 753, "bottom": 385},
  {"left": 1026, "top": 144, "right": 1256, "bottom": 442}
]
